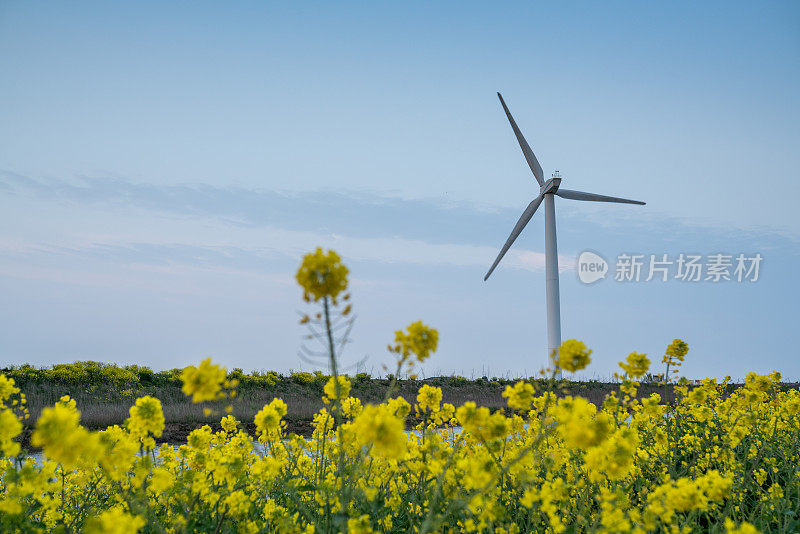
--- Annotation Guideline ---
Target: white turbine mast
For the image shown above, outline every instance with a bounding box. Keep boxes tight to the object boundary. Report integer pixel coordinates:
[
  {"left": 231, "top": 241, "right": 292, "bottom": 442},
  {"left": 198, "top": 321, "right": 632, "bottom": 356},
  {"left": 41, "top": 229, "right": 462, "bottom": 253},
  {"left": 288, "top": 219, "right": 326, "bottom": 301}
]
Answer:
[{"left": 485, "top": 92, "right": 646, "bottom": 370}]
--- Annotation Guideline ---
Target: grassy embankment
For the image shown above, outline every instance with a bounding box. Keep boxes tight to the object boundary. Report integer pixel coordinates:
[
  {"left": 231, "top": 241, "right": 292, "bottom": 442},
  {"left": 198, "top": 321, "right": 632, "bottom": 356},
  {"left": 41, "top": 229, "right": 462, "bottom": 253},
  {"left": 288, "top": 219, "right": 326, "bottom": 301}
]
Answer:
[{"left": 5, "top": 361, "right": 797, "bottom": 447}]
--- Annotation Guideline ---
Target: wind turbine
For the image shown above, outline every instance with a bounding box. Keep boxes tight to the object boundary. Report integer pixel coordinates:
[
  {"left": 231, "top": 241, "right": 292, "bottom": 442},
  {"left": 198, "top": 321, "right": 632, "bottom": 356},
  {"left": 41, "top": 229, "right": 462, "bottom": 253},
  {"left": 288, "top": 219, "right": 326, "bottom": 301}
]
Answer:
[{"left": 484, "top": 93, "right": 645, "bottom": 369}]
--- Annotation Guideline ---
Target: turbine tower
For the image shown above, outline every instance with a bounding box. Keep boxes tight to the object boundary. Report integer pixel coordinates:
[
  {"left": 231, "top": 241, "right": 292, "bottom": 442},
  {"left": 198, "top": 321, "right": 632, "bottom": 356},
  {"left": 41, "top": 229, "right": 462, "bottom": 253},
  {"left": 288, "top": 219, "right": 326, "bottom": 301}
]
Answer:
[{"left": 485, "top": 93, "right": 645, "bottom": 369}]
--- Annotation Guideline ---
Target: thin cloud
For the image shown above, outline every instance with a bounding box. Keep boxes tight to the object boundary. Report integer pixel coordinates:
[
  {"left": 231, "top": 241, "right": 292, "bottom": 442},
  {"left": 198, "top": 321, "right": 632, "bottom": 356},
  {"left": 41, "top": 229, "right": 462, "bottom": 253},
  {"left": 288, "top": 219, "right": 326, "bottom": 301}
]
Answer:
[{"left": 2, "top": 171, "right": 796, "bottom": 270}]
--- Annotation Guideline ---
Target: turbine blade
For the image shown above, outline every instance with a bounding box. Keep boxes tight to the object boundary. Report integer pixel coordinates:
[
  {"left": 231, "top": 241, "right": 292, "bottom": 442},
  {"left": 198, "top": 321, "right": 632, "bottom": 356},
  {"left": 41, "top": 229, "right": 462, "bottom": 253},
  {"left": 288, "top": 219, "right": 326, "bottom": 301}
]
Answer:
[
  {"left": 497, "top": 93, "right": 544, "bottom": 186},
  {"left": 555, "top": 189, "right": 645, "bottom": 205},
  {"left": 484, "top": 195, "right": 544, "bottom": 281}
]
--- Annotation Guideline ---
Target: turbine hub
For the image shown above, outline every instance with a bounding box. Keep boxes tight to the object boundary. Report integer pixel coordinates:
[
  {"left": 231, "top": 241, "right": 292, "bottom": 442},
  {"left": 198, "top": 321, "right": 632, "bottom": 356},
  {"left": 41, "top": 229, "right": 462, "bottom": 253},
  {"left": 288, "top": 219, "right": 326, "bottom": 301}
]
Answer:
[{"left": 540, "top": 171, "right": 562, "bottom": 194}]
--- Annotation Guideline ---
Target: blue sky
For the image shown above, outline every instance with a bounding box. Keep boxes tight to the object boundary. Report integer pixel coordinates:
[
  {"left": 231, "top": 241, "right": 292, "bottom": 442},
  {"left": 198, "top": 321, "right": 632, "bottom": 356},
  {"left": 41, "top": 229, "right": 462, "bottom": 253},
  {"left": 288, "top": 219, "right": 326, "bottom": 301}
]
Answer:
[{"left": 1, "top": 1, "right": 798, "bottom": 380}]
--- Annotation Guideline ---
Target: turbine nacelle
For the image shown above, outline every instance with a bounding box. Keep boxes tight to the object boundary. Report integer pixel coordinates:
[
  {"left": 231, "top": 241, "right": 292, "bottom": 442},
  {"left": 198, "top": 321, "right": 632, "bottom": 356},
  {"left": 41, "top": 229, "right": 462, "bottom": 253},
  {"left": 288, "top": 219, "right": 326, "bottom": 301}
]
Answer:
[{"left": 539, "top": 176, "right": 561, "bottom": 195}]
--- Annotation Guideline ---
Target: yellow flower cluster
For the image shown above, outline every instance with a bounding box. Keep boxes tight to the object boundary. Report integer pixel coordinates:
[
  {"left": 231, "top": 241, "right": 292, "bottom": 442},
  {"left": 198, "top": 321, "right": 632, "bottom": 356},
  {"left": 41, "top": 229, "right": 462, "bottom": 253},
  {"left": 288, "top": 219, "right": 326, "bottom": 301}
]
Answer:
[
  {"left": 662, "top": 338, "right": 689, "bottom": 382},
  {"left": 295, "top": 247, "right": 349, "bottom": 302},
  {"left": 0, "top": 338, "right": 797, "bottom": 533},
  {"left": 619, "top": 352, "right": 650, "bottom": 378},
  {"left": 128, "top": 395, "right": 165, "bottom": 437},
  {"left": 322, "top": 375, "right": 350, "bottom": 403},
  {"left": 390, "top": 320, "right": 439, "bottom": 364},
  {"left": 502, "top": 380, "right": 535, "bottom": 411},
  {"left": 84, "top": 507, "right": 145, "bottom": 534},
  {"left": 180, "top": 357, "right": 237, "bottom": 406},
  {"left": 556, "top": 339, "right": 592, "bottom": 372},
  {"left": 254, "top": 397, "right": 288, "bottom": 442},
  {"left": 0, "top": 376, "right": 24, "bottom": 457},
  {"left": 351, "top": 404, "right": 407, "bottom": 458},
  {"left": 416, "top": 384, "right": 443, "bottom": 413},
  {"left": 31, "top": 398, "right": 99, "bottom": 470},
  {"left": 552, "top": 396, "right": 612, "bottom": 450}
]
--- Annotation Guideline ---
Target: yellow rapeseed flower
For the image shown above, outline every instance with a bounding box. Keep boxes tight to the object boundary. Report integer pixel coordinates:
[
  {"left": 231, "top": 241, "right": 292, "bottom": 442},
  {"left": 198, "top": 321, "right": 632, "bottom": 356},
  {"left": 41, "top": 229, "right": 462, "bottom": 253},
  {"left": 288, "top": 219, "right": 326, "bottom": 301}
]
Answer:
[
  {"left": 181, "top": 357, "right": 227, "bottom": 403},
  {"left": 295, "top": 247, "right": 349, "bottom": 302},
  {"left": 31, "top": 403, "right": 99, "bottom": 469},
  {"left": 502, "top": 381, "right": 535, "bottom": 411},
  {"left": 387, "top": 396, "right": 411, "bottom": 418},
  {"left": 323, "top": 375, "right": 351, "bottom": 402},
  {"left": 254, "top": 398, "right": 287, "bottom": 442},
  {"left": 584, "top": 427, "right": 639, "bottom": 482},
  {"left": 619, "top": 352, "right": 650, "bottom": 379},
  {"left": 0, "top": 375, "right": 20, "bottom": 403},
  {"left": 553, "top": 396, "right": 611, "bottom": 450},
  {"left": 724, "top": 518, "right": 760, "bottom": 534},
  {"left": 84, "top": 508, "right": 145, "bottom": 534},
  {"left": 348, "top": 514, "right": 373, "bottom": 534},
  {"left": 664, "top": 338, "right": 689, "bottom": 364},
  {"left": 220, "top": 414, "right": 239, "bottom": 433},
  {"left": 127, "top": 395, "right": 165, "bottom": 439},
  {"left": 557, "top": 340, "right": 592, "bottom": 372},
  {"left": 392, "top": 321, "right": 439, "bottom": 363},
  {"left": 0, "top": 408, "right": 22, "bottom": 456},
  {"left": 341, "top": 396, "right": 363, "bottom": 418},
  {"left": 416, "top": 384, "right": 443, "bottom": 413},
  {"left": 148, "top": 466, "right": 174, "bottom": 494},
  {"left": 351, "top": 404, "right": 407, "bottom": 459}
]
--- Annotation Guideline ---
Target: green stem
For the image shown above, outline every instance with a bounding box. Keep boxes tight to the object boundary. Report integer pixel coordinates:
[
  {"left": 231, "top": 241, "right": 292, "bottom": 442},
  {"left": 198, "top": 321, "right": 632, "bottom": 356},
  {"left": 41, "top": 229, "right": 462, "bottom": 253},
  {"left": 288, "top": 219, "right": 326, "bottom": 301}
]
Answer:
[{"left": 323, "top": 296, "right": 338, "bottom": 382}]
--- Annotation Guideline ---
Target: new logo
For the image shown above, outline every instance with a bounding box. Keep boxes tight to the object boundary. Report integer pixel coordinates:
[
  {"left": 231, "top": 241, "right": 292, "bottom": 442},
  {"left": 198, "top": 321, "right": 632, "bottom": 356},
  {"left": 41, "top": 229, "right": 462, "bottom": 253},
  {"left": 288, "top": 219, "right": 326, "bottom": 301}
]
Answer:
[{"left": 577, "top": 251, "right": 608, "bottom": 284}]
